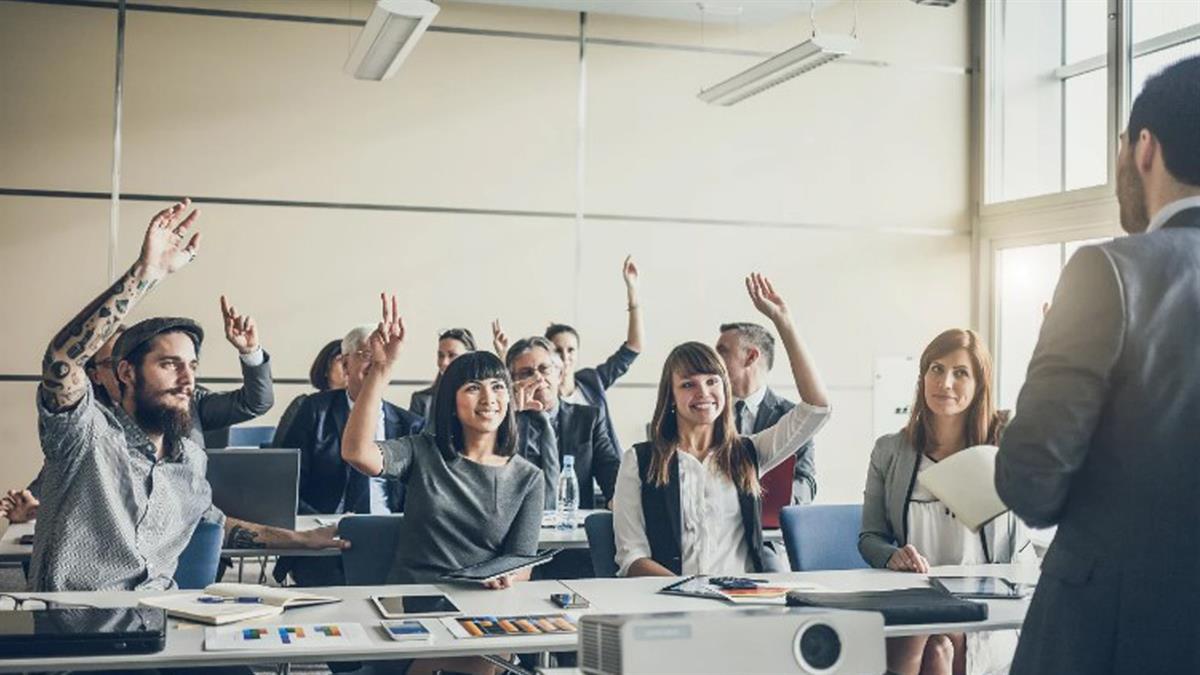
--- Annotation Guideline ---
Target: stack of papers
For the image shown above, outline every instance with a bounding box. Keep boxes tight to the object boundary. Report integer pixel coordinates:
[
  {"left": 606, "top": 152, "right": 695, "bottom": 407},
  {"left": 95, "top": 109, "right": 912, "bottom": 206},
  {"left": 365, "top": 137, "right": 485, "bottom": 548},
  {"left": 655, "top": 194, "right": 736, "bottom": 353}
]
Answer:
[
  {"left": 140, "top": 583, "right": 341, "bottom": 625},
  {"left": 916, "top": 445, "right": 1008, "bottom": 532}
]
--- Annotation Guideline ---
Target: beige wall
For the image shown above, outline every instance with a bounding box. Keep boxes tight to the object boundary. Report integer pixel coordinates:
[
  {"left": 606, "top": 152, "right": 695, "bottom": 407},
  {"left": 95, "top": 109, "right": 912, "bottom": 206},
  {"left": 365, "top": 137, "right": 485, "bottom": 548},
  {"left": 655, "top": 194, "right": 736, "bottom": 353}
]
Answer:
[{"left": 0, "top": 0, "right": 971, "bottom": 504}]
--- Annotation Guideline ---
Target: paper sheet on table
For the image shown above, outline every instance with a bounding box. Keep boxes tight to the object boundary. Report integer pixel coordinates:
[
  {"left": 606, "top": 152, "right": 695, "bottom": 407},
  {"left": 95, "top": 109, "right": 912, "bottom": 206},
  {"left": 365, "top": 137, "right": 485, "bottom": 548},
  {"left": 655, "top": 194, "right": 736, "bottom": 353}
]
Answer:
[
  {"left": 204, "top": 622, "right": 368, "bottom": 651},
  {"left": 440, "top": 613, "right": 580, "bottom": 639}
]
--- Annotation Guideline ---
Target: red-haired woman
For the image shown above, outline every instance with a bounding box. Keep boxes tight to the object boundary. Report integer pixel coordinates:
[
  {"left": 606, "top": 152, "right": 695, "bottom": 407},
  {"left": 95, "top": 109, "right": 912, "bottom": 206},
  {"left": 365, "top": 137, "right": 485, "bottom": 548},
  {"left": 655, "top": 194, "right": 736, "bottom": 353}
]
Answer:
[{"left": 860, "top": 329, "right": 1034, "bottom": 675}]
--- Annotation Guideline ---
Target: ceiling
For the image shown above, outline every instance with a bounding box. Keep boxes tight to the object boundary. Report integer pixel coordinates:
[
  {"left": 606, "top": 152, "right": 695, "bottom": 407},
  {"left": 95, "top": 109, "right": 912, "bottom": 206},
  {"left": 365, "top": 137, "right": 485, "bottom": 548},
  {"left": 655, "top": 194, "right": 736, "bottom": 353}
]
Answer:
[{"left": 459, "top": 1, "right": 839, "bottom": 25}]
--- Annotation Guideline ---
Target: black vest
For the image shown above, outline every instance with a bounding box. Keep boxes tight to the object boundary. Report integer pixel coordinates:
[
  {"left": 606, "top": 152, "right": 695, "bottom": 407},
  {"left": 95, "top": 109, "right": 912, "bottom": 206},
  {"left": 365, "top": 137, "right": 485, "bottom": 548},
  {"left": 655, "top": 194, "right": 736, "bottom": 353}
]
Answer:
[{"left": 632, "top": 440, "right": 766, "bottom": 575}]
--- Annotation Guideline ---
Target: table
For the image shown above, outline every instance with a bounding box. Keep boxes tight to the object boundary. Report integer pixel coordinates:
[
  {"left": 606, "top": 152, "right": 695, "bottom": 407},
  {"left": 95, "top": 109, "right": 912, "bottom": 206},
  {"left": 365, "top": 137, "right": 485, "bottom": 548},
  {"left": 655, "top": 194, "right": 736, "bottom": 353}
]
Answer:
[
  {"left": 0, "top": 564, "right": 1038, "bottom": 672},
  {"left": 0, "top": 513, "right": 785, "bottom": 562}
]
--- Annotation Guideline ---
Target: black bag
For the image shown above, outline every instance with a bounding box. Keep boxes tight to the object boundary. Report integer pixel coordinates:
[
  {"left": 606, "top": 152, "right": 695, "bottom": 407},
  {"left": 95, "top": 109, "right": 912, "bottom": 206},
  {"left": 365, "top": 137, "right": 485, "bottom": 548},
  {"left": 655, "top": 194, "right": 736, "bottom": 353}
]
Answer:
[{"left": 785, "top": 586, "right": 989, "bottom": 626}]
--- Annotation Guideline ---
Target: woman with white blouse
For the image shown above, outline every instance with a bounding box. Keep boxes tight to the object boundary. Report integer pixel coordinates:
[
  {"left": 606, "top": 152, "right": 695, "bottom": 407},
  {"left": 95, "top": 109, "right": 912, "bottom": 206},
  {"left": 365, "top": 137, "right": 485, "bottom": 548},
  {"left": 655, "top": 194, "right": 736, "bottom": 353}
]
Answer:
[{"left": 613, "top": 273, "right": 830, "bottom": 577}]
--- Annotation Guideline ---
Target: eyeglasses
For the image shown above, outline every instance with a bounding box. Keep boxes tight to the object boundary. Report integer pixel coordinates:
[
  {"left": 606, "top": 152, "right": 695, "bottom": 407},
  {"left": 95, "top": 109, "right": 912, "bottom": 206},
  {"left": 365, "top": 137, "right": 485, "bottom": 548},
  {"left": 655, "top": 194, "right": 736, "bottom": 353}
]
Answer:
[
  {"left": 513, "top": 363, "right": 560, "bottom": 381},
  {"left": 0, "top": 593, "right": 95, "bottom": 611},
  {"left": 349, "top": 349, "right": 376, "bottom": 364}
]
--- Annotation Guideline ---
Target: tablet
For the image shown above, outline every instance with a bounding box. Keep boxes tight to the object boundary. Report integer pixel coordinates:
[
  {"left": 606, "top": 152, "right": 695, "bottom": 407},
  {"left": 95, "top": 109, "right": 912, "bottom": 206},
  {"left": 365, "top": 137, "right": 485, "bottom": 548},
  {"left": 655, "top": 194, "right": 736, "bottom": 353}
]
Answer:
[
  {"left": 370, "top": 594, "right": 461, "bottom": 619},
  {"left": 440, "top": 551, "right": 557, "bottom": 584},
  {"left": 931, "top": 576, "right": 1030, "bottom": 599}
]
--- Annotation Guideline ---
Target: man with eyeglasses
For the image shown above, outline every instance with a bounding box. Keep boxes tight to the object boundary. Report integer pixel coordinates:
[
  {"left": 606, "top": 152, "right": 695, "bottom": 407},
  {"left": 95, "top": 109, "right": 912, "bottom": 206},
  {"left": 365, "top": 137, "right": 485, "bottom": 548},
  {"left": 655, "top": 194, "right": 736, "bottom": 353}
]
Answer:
[{"left": 272, "top": 324, "right": 424, "bottom": 586}]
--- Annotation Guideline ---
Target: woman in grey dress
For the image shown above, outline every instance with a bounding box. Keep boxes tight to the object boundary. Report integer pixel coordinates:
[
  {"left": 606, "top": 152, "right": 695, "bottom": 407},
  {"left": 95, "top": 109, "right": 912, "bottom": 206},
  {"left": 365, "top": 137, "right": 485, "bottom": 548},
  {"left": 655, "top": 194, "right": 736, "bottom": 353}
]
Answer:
[{"left": 342, "top": 295, "right": 545, "bottom": 675}]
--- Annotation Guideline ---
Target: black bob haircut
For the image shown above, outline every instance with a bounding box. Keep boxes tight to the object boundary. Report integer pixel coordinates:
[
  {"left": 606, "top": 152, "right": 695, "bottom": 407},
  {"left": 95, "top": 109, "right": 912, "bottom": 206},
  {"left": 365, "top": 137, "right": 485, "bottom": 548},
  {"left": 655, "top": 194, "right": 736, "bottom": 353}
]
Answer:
[
  {"left": 1127, "top": 55, "right": 1200, "bottom": 186},
  {"left": 432, "top": 351, "right": 518, "bottom": 459},
  {"left": 308, "top": 339, "right": 343, "bottom": 391}
]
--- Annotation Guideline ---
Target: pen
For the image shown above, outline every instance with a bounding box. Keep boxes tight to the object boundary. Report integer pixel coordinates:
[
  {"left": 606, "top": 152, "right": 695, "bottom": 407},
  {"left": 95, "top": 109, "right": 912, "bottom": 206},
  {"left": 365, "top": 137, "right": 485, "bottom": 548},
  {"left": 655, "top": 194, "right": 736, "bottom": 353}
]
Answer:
[{"left": 197, "top": 596, "right": 262, "bottom": 604}]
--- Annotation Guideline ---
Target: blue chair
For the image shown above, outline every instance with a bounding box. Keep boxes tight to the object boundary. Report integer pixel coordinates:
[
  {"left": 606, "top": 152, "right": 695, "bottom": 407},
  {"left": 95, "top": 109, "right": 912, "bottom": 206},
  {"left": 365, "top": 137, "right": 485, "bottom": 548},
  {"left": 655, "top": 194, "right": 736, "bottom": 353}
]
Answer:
[
  {"left": 338, "top": 515, "right": 405, "bottom": 585},
  {"left": 227, "top": 425, "right": 276, "bottom": 448},
  {"left": 779, "top": 504, "right": 869, "bottom": 572},
  {"left": 584, "top": 512, "right": 618, "bottom": 578},
  {"left": 174, "top": 519, "right": 224, "bottom": 589}
]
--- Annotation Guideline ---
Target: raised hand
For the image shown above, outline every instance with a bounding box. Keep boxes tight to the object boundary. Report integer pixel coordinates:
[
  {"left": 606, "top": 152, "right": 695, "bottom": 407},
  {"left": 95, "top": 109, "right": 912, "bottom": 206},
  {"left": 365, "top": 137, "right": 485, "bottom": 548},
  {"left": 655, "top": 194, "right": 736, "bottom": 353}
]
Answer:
[
  {"left": 491, "top": 319, "right": 510, "bottom": 358},
  {"left": 623, "top": 255, "right": 639, "bottom": 291},
  {"left": 220, "top": 295, "right": 259, "bottom": 355},
  {"left": 370, "top": 293, "right": 406, "bottom": 370},
  {"left": 746, "top": 272, "right": 790, "bottom": 325},
  {"left": 138, "top": 198, "right": 201, "bottom": 279}
]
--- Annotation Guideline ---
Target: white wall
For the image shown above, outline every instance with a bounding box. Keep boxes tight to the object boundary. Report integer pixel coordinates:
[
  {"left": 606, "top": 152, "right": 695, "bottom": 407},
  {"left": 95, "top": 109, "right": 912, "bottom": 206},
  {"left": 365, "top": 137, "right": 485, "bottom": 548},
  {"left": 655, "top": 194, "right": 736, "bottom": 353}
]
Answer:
[{"left": 0, "top": 0, "right": 972, "bottom": 504}]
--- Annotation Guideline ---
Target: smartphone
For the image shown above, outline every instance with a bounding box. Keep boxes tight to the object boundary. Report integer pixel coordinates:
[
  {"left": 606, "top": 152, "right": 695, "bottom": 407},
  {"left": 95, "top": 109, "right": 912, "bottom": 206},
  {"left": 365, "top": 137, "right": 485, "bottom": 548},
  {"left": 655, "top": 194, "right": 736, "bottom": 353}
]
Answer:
[
  {"left": 551, "top": 592, "right": 590, "bottom": 609},
  {"left": 381, "top": 620, "right": 433, "bottom": 642}
]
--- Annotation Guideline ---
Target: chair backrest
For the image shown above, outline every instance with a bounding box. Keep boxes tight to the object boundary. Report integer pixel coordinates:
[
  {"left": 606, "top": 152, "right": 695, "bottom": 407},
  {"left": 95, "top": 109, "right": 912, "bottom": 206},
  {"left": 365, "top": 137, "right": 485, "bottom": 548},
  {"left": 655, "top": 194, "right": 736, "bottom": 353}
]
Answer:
[
  {"left": 338, "top": 514, "right": 405, "bottom": 585},
  {"left": 174, "top": 519, "right": 224, "bottom": 589},
  {"left": 779, "top": 504, "right": 869, "bottom": 572},
  {"left": 227, "top": 425, "right": 276, "bottom": 448},
  {"left": 584, "top": 512, "right": 619, "bottom": 578}
]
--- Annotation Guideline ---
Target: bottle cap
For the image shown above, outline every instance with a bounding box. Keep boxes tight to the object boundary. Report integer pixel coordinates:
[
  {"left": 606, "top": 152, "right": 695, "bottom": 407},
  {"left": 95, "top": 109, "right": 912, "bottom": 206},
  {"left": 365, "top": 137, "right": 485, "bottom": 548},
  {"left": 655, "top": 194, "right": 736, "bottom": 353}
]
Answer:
[{"left": 563, "top": 455, "right": 575, "bottom": 468}]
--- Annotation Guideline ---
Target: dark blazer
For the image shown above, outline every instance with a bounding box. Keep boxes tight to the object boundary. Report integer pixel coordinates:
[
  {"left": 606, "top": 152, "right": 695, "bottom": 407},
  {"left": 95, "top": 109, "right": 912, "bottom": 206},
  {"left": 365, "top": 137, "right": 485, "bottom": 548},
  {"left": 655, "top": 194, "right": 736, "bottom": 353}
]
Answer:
[
  {"left": 752, "top": 388, "right": 818, "bottom": 503},
  {"left": 995, "top": 208, "right": 1200, "bottom": 675},
  {"left": 510, "top": 411, "right": 561, "bottom": 516},
  {"left": 193, "top": 352, "right": 276, "bottom": 449},
  {"left": 275, "top": 389, "right": 423, "bottom": 515},
  {"left": 408, "top": 386, "right": 435, "bottom": 422},
  {"left": 573, "top": 343, "right": 638, "bottom": 451},
  {"left": 523, "top": 400, "right": 622, "bottom": 509}
]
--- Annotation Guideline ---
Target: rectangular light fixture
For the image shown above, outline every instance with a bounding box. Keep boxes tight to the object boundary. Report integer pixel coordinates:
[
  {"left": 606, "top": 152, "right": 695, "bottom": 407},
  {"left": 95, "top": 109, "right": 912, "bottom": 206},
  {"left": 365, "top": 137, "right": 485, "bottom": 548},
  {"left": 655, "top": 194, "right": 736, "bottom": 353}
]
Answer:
[
  {"left": 698, "top": 34, "right": 859, "bottom": 106},
  {"left": 344, "top": 0, "right": 440, "bottom": 81}
]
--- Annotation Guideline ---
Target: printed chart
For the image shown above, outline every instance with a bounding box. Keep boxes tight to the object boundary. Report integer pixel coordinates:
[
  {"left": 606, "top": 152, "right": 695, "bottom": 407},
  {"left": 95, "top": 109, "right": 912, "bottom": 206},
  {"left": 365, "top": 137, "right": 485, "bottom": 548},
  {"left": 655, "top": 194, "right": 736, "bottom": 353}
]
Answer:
[{"left": 205, "top": 622, "right": 369, "bottom": 651}]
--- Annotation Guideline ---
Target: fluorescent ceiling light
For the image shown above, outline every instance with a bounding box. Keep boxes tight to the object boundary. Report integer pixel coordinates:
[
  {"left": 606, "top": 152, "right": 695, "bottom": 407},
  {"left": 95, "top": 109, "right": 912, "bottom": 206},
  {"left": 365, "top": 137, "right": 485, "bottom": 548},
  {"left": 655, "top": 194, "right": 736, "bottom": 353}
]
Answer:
[
  {"left": 698, "top": 33, "right": 859, "bottom": 106},
  {"left": 344, "top": 0, "right": 440, "bottom": 81}
]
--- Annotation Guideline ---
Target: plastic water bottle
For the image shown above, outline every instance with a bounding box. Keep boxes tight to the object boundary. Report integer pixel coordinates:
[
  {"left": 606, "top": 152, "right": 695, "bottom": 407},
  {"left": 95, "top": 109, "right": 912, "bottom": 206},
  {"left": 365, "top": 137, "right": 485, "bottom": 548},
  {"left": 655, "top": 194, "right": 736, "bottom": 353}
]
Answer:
[{"left": 556, "top": 455, "right": 579, "bottom": 532}]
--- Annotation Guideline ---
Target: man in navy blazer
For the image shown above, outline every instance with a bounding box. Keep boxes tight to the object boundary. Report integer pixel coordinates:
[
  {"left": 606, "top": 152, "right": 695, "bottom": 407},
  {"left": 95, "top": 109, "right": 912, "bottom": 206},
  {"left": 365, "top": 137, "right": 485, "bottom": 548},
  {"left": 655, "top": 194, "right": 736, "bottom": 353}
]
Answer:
[{"left": 996, "top": 57, "right": 1200, "bottom": 675}]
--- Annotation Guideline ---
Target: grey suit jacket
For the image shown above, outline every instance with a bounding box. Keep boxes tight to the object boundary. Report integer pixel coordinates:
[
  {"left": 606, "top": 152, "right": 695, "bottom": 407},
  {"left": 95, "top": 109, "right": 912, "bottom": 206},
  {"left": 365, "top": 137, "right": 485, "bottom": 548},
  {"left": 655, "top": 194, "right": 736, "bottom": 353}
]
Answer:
[
  {"left": 995, "top": 208, "right": 1200, "bottom": 675},
  {"left": 859, "top": 431, "right": 1029, "bottom": 569},
  {"left": 754, "top": 388, "right": 818, "bottom": 503},
  {"left": 193, "top": 352, "right": 275, "bottom": 448},
  {"left": 514, "top": 410, "right": 562, "bottom": 509}
]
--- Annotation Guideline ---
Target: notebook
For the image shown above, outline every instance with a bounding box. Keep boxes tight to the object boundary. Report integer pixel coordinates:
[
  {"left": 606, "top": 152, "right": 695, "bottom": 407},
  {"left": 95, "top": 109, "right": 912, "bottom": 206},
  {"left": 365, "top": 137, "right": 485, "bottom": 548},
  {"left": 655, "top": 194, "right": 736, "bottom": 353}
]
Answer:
[
  {"left": 0, "top": 607, "right": 167, "bottom": 657},
  {"left": 915, "top": 444, "right": 1008, "bottom": 532},
  {"left": 140, "top": 583, "right": 340, "bottom": 625},
  {"left": 786, "top": 587, "right": 989, "bottom": 625}
]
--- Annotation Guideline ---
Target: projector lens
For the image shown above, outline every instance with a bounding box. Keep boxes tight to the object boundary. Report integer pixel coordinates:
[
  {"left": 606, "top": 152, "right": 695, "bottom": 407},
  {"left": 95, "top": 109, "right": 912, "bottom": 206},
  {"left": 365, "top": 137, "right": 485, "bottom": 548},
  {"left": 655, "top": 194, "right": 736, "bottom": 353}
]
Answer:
[{"left": 798, "top": 623, "right": 841, "bottom": 671}]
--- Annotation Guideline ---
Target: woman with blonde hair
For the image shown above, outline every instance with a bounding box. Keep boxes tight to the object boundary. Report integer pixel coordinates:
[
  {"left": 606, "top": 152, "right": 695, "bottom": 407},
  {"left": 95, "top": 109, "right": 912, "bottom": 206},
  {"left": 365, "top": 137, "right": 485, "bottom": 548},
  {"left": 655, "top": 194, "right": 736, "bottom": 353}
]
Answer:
[
  {"left": 613, "top": 274, "right": 830, "bottom": 577},
  {"left": 859, "top": 328, "right": 1033, "bottom": 675}
]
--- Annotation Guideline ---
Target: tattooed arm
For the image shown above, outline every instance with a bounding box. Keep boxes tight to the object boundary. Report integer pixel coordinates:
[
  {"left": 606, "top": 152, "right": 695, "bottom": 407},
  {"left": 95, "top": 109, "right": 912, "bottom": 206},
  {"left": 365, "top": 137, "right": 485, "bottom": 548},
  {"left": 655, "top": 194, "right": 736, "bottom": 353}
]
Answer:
[
  {"left": 223, "top": 517, "right": 349, "bottom": 551},
  {"left": 40, "top": 200, "right": 201, "bottom": 411}
]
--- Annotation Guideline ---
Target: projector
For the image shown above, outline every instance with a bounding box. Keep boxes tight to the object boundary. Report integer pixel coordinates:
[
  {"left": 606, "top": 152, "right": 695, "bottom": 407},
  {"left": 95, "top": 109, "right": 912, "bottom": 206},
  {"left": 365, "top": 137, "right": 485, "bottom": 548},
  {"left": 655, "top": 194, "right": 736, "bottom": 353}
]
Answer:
[{"left": 578, "top": 607, "right": 885, "bottom": 674}]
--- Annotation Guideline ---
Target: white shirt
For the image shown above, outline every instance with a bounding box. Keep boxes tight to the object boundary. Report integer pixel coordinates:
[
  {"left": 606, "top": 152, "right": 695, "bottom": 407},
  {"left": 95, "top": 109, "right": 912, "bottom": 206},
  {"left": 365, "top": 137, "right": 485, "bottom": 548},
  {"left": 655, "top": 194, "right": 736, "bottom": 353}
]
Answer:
[
  {"left": 613, "top": 400, "right": 830, "bottom": 576},
  {"left": 344, "top": 391, "right": 391, "bottom": 515},
  {"left": 906, "top": 454, "right": 987, "bottom": 567},
  {"left": 1146, "top": 195, "right": 1200, "bottom": 233}
]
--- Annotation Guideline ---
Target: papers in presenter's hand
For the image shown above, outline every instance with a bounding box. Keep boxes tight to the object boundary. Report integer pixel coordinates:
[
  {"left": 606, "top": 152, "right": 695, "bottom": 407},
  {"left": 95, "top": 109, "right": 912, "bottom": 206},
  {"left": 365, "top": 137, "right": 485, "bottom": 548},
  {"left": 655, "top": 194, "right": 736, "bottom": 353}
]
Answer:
[
  {"left": 916, "top": 444, "right": 1008, "bottom": 532},
  {"left": 140, "top": 583, "right": 341, "bottom": 625}
]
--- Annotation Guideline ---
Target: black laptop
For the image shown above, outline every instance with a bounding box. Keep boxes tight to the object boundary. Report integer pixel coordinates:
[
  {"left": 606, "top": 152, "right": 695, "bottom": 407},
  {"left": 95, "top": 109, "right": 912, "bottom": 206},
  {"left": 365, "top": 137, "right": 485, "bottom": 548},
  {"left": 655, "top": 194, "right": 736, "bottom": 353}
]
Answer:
[
  {"left": 0, "top": 607, "right": 166, "bottom": 657},
  {"left": 206, "top": 448, "right": 300, "bottom": 530}
]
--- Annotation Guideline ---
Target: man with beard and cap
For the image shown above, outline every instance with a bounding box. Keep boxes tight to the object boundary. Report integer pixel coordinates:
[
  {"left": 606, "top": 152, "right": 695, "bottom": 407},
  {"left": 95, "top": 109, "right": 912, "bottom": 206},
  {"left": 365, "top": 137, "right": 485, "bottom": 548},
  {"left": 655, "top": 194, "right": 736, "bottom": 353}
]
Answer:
[
  {"left": 2, "top": 296, "right": 273, "bottom": 525},
  {"left": 29, "top": 198, "right": 345, "bottom": 594},
  {"left": 995, "top": 55, "right": 1200, "bottom": 675}
]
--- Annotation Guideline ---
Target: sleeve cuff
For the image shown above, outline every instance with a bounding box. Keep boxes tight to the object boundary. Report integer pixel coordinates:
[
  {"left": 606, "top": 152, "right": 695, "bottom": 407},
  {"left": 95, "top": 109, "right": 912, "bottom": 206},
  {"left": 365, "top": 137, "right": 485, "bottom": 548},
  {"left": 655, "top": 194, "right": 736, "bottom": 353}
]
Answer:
[{"left": 239, "top": 348, "right": 266, "bottom": 367}]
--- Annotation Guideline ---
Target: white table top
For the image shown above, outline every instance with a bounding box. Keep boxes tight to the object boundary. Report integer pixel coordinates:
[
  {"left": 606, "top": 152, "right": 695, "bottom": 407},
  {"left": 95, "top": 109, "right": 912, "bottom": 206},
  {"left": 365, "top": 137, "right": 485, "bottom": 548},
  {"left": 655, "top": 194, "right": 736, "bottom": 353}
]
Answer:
[
  {"left": 0, "top": 564, "right": 1039, "bottom": 672},
  {"left": 0, "top": 512, "right": 783, "bottom": 561}
]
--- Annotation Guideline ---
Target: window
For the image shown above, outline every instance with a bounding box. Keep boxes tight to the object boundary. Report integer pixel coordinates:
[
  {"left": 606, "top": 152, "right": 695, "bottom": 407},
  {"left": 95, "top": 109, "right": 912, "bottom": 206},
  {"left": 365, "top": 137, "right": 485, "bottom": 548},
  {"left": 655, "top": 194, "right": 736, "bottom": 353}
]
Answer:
[
  {"left": 995, "top": 237, "right": 1112, "bottom": 411},
  {"left": 984, "top": 0, "right": 1200, "bottom": 206}
]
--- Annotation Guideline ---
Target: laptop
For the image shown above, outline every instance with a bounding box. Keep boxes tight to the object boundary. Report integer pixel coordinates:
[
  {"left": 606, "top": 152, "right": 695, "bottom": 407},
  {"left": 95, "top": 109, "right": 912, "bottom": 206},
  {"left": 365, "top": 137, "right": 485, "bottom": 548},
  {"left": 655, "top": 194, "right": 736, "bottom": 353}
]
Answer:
[
  {"left": 760, "top": 455, "right": 796, "bottom": 529},
  {"left": 206, "top": 448, "right": 299, "bottom": 530},
  {"left": 0, "top": 607, "right": 166, "bottom": 657}
]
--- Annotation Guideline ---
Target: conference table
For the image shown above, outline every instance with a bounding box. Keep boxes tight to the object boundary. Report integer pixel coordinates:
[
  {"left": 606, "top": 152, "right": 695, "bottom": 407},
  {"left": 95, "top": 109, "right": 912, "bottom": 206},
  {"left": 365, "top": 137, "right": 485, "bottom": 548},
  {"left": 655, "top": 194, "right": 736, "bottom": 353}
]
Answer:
[
  {"left": 0, "top": 512, "right": 786, "bottom": 562},
  {"left": 0, "top": 564, "right": 1039, "bottom": 673}
]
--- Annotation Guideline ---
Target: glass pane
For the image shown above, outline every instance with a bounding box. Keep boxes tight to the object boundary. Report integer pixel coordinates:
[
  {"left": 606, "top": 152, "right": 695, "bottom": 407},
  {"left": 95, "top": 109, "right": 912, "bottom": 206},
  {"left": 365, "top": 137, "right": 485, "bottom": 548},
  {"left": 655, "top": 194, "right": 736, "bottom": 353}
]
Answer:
[
  {"left": 1132, "top": 0, "right": 1200, "bottom": 44},
  {"left": 1132, "top": 39, "right": 1200, "bottom": 102},
  {"left": 1064, "top": 68, "right": 1108, "bottom": 191},
  {"left": 997, "top": 244, "right": 1062, "bottom": 411},
  {"left": 1065, "top": 0, "right": 1108, "bottom": 63}
]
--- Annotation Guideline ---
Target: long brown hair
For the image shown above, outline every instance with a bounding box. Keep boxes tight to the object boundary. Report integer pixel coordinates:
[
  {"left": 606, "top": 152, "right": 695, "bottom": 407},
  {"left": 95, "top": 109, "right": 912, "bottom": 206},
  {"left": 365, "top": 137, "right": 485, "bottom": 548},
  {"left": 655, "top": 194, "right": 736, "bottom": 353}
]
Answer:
[
  {"left": 648, "top": 342, "right": 760, "bottom": 495},
  {"left": 904, "top": 329, "right": 1003, "bottom": 453}
]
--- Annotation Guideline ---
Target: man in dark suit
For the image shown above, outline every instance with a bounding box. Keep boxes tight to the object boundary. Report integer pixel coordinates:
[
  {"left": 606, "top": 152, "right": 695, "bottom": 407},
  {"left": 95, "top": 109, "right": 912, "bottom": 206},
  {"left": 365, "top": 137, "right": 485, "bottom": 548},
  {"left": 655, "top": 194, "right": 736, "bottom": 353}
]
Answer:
[
  {"left": 507, "top": 336, "right": 621, "bottom": 510},
  {"left": 716, "top": 322, "right": 817, "bottom": 502},
  {"left": 995, "top": 56, "right": 1200, "bottom": 675},
  {"left": 273, "top": 325, "right": 422, "bottom": 586}
]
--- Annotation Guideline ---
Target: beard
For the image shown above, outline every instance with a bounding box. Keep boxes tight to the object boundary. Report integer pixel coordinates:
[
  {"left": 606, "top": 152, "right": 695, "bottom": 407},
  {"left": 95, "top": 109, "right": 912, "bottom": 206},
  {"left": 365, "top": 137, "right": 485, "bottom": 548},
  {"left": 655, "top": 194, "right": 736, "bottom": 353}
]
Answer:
[
  {"left": 1117, "top": 151, "right": 1149, "bottom": 233},
  {"left": 132, "top": 374, "right": 193, "bottom": 457}
]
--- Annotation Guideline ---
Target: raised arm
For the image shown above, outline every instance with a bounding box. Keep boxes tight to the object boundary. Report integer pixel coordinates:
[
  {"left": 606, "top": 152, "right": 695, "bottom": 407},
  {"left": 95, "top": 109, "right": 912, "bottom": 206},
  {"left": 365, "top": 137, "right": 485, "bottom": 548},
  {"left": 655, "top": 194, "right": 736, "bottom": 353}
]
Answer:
[
  {"left": 623, "top": 255, "right": 643, "bottom": 353},
  {"left": 491, "top": 319, "right": 510, "bottom": 362},
  {"left": 341, "top": 293, "right": 405, "bottom": 477},
  {"left": 41, "top": 200, "right": 200, "bottom": 411},
  {"left": 193, "top": 295, "right": 274, "bottom": 427},
  {"left": 745, "top": 273, "right": 829, "bottom": 408}
]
